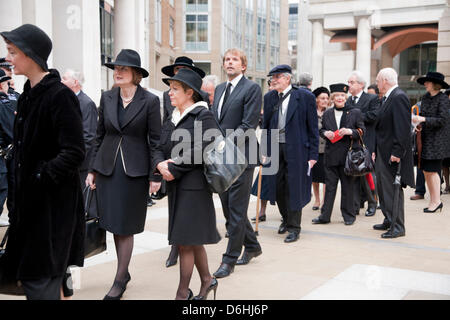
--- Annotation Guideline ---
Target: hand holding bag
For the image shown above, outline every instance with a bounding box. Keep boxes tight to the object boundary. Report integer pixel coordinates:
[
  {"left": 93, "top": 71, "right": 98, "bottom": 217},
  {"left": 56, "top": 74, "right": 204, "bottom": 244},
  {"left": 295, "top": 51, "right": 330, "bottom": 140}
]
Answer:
[
  {"left": 344, "top": 130, "right": 375, "bottom": 177},
  {"left": 83, "top": 186, "right": 107, "bottom": 259}
]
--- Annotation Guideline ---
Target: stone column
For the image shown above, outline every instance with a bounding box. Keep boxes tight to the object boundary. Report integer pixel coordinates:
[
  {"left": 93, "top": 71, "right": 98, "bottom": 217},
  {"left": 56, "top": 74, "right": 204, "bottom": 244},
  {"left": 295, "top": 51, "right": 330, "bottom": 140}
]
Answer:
[
  {"left": 355, "top": 13, "right": 372, "bottom": 83},
  {"left": 114, "top": 0, "right": 137, "bottom": 55},
  {"left": 298, "top": 0, "right": 312, "bottom": 78},
  {"left": 310, "top": 16, "right": 324, "bottom": 88},
  {"left": 437, "top": 3, "right": 450, "bottom": 84}
]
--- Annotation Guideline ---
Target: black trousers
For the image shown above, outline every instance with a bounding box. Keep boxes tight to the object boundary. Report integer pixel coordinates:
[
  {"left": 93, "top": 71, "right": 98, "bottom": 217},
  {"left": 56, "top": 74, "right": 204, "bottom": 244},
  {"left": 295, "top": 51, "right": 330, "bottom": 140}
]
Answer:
[
  {"left": 276, "top": 144, "right": 302, "bottom": 234},
  {"left": 220, "top": 168, "right": 261, "bottom": 265},
  {"left": 375, "top": 154, "right": 405, "bottom": 233},
  {"left": 353, "top": 174, "right": 377, "bottom": 213},
  {"left": 320, "top": 165, "right": 356, "bottom": 223},
  {"left": 21, "top": 275, "right": 64, "bottom": 300}
]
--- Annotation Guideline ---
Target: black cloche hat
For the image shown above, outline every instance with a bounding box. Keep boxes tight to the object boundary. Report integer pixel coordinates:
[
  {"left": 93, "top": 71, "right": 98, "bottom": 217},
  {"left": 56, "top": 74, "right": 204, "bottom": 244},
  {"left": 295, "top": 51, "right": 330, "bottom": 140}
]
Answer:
[
  {"left": 313, "top": 86, "right": 330, "bottom": 98},
  {"left": 1, "top": 24, "right": 52, "bottom": 71},
  {"left": 0, "top": 69, "right": 11, "bottom": 83},
  {"left": 104, "top": 49, "right": 149, "bottom": 78},
  {"left": 268, "top": 64, "right": 292, "bottom": 77},
  {"left": 417, "top": 72, "right": 449, "bottom": 89},
  {"left": 162, "top": 68, "right": 204, "bottom": 101},
  {"left": 161, "top": 56, "right": 206, "bottom": 78},
  {"left": 330, "top": 83, "right": 349, "bottom": 94}
]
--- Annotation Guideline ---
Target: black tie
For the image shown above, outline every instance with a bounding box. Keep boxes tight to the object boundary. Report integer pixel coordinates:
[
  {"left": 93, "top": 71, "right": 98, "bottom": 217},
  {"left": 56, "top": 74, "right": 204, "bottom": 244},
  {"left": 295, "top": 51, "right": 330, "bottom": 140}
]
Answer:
[
  {"left": 382, "top": 96, "right": 387, "bottom": 104},
  {"left": 223, "top": 83, "right": 232, "bottom": 106},
  {"left": 352, "top": 96, "right": 357, "bottom": 105},
  {"left": 275, "top": 92, "right": 284, "bottom": 113}
]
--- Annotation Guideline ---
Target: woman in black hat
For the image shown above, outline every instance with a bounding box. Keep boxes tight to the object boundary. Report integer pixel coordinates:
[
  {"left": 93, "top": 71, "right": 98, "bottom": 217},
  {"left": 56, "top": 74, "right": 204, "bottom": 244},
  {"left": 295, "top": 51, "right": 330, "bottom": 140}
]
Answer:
[
  {"left": 154, "top": 68, "right": 221, "bottom": 300},
  {"left": 312, "top": 84, "right": 365, "bottom": 226},
  {"left": 86, "top": 49, "right": 162, "bottom": 299},
  {"left": 0, "top": 24, "right": 85, "bottom": 300},
  {"left": 412, "top": 72, "right": 450, "bottom": 213}
]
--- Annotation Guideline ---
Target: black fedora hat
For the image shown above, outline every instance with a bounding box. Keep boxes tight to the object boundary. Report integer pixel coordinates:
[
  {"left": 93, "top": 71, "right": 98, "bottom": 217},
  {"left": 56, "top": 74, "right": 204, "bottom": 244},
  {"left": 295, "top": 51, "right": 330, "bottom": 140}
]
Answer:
[
  {"left": 161, "top": 56, "right": 206, "bottom": 78},
  {"left": 162, "top": 68, "right": 204, "bottom": 101},
  {"left": 1, "top": 24, "right": 52, "bottom": 71},
  {"left": 104, "top": 49, "right": 149, "bottom": 78},
  {"left": 417, "top": 72, "right": 449, "bottom": 89}
]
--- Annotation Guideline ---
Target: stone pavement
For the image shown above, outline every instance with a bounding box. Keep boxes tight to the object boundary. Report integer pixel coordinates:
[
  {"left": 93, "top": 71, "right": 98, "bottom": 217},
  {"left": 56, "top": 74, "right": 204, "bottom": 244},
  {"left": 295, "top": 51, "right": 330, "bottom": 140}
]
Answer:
[{"left": 1, "top": 184, "right": 450, "bottom": 300}]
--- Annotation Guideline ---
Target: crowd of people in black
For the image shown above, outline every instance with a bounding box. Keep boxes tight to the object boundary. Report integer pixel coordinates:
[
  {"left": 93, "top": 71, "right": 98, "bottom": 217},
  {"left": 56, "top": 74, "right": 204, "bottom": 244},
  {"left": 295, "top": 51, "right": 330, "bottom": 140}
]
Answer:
[{"left": 0, "top": 23, "right": 449, "bottom": 301}]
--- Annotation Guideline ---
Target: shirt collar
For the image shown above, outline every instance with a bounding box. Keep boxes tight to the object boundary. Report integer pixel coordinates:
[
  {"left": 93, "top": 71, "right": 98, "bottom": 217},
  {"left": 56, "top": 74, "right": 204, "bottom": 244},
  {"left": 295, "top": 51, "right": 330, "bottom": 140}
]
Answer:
[
  {"left": 75, "top": 90, "right": 81, "bottom": 96},
  {"left": 353, "top": 90, "right": 363, "bottom": 99},
  {"left": 384, "top": 85, "right": 398, "bottom": 100},
  {"left": 171, "top": 101, "right": 208, "bottom": 126},
  {"left": 227, "top": 74, "right": 244, "bottom": 88},
  {"left": 282, "top": 85, "right": 293, "bottom": 96}
]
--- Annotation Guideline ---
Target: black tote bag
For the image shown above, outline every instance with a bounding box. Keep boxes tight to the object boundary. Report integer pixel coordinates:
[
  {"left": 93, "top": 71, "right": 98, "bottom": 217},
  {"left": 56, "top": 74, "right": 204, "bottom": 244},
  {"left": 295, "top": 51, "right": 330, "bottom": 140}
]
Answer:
[
  {"left": 83, "top": 186, "right": 107, "bottom": 259},
  {"left": 344, "top": 133, "right": 375, "bottom": 177}
]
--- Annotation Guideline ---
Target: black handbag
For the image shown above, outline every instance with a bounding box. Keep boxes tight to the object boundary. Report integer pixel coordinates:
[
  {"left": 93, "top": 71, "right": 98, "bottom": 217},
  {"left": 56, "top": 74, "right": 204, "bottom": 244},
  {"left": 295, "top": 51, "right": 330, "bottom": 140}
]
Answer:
[
  {"left": 83, "top": 186, "right": 107, "bottom": 259},
  {"left": 0, "top": 227, "right": 25, "bottom": 296},
  {"left": 344, "top": 132, "right": 375, "bottom": 177},
  {"left": 194, "top": 117, "right": 247, "bottom": 194}
]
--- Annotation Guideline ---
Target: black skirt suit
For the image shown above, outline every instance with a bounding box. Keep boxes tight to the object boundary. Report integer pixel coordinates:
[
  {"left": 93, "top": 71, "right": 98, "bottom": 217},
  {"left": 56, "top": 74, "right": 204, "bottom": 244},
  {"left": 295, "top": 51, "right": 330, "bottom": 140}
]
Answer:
[
  {"left": 154, "top": 104, "right": 221, "bottom": 246},
  {"left": 90, "top": 86, "right": 162, "bottom": 235}
]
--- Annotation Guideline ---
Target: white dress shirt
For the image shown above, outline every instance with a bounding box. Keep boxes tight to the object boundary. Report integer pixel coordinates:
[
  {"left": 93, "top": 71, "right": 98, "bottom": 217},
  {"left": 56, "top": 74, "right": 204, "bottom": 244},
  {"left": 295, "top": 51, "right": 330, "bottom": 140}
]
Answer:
[
  {"left": 218, "top": 73, "right": 244, "bottom": 118},
  {"left": 280, "top": 85, "right": 293, "bottom": 115}
]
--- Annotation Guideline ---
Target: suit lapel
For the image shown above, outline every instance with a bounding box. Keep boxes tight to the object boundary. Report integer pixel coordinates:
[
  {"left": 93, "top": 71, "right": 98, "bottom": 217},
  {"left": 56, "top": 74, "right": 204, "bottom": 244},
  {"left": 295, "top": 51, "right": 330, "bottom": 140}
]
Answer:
[
  {"left": 340, "top": 109, "right": 350, "bottom": 129},
  {"left": 285, "top": 90, "right": 298, "bottom": 126},
  {"left": 213, "top": 83, "right": 226, "bottom": 120},
  {"left": 121, "top": 86, "right": 146, "bottom": 129},
  {"left": 219, "top": 76, "right": 246, "bottom": 122},
  {"left": 105, "top": 88, "right": 121, "bottom": 132},
  {"left": 327, "top": 109, "right": 338, "bottom": 132}
]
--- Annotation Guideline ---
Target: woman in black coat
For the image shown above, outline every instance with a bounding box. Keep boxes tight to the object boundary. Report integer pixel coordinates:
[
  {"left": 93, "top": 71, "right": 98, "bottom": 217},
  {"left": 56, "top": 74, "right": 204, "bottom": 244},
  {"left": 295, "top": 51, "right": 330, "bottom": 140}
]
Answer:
[
  {"left": 0, "top": 24, "right": 85, "bottom": 300},
  {"left": 87, "top": 49, "right": 162, "bottom": 300},
  {"left": 412, "top": 72, "right": 450, "bottom": 213},
  {"left": 312, "top": 84, "right": 365, "bottom": 226},
  {"left": 155, "top": 68, "right": 221, "bottom": 300}
]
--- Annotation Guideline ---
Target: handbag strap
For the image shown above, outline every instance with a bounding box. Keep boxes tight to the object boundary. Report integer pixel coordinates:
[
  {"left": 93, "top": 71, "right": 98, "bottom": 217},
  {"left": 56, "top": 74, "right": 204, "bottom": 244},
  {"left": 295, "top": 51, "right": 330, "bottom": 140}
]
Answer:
[
  {"left": 0, "top": 226, "right": 9, "bottom": 249},
  {"left": 83, "top": 185, "right": 96, "bottom": 218},
  {"left": 349, "top": 128, "right": 366, "bottom": 151}
]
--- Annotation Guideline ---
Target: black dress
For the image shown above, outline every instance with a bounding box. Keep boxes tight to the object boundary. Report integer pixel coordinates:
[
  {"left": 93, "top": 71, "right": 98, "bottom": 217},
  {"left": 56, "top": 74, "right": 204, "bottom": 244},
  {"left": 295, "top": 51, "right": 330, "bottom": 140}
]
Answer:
[
  {"left": 96, "top": 99, "right": 149, "bottom": 236},
  {"left": 154, "top": 104, "right": 221, "bottom": 246}
]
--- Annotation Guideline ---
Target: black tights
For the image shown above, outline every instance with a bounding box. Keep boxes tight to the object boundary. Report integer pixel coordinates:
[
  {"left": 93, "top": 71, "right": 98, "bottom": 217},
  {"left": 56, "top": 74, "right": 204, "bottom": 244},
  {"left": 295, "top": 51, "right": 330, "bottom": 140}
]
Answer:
[
  {"left": 106, "top": 234, "right": 134, "bottom": 297},
  {"left": 175, "top": 245, "right": 213, "bottom": 300}
]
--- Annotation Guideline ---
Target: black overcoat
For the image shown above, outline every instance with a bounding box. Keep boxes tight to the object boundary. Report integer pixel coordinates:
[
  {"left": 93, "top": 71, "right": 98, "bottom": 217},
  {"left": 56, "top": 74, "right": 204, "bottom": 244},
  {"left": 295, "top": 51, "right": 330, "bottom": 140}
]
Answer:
[
  {"left": 153, "top": 104, "right": 221, "bottom": 245},
  {"left": 3, "top": 70, "right": 86, "bottom": 280}
]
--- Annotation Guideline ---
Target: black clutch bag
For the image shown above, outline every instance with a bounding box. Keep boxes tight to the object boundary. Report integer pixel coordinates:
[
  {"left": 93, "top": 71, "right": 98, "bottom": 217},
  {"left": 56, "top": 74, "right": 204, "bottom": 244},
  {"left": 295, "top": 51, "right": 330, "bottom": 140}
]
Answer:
[
  {"left": 344, "top": 133, "right": 374, "bottom": 177},
  {"left": 83, "top": 186, "right": 107, "bottom": 259}
]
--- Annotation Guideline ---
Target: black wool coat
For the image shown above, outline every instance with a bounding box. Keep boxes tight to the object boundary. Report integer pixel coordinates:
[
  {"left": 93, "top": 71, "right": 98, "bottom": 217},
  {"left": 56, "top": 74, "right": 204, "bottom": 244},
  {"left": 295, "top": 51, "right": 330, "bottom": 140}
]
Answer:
[
  {"left": 3, "top": 70, "right": 86, "bottom": 280},
  {"left": 320, "top": 107, "right": 365, "bottom": 167},
  {"left": 153, "top": 105, "right": 221, "bottom": 245}
]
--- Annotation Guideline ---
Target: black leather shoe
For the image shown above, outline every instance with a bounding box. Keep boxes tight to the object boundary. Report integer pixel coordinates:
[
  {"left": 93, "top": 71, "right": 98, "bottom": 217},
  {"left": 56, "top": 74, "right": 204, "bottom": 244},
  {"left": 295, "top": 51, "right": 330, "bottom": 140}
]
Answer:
[
  {"left": 213, "top": 263, "right": 234, "bottom": 278},
  {"left": 312, "top": 206, "right": 320, "bottom": 211},
  {"left": 147, "top": 199, "right": 155, "bottom": 207},
  {"left": 365, "top": 207, "right": 376, "bottom": 217},
  {"left": 373, "top": 223, "right": 390, "bottom": 231},
  {"left": 236, "top": 249, "right": 262, "bottom": 265},
  {"left": 278, "top": 224, "right": 288, "bottom": 234},
  {"left": 381, "top": 230, "right": 405, "bottom": 239},
  {"left": 284, "top": 232, "right": 299, "bottom": 243},
  {"left": 344, "top": 220, "right": 355, "bottom": 226},
  {"left": 251, "top": 215, "right": 266, "bottom": 222},
  {"left": 312, "top": 217, "right": 330, "bottom": 225},
  {"left": 225, "top": 232, "right": 229, "bottom": 238}
]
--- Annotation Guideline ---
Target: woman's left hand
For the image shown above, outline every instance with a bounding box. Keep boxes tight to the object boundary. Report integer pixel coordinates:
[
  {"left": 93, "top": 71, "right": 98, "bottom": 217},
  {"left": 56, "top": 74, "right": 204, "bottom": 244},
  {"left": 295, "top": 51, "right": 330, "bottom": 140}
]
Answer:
[
  {"left": 338, "top": 128, "right": 353, "bottom": 136},
  {"left": 149, "top": 181, "right": 161, "bottom": 194},
  {"left": 157, "top": 160, "right": 176, "bottom": 182}
]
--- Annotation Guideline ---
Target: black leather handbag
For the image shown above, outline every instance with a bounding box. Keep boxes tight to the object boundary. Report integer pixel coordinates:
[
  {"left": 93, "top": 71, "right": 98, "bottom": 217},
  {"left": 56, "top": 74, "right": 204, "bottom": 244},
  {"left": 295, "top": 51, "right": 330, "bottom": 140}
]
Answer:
[
  {"left": 344, "top": 133, "right": 374, "bottom": 177},
  {"left": 194, "top": 117, "right": 247, "bottom": 194},
  {"left": 0, "top": 227, "right": 25, "bottom": 296},
  {"left": 83, "top": 186, "right": 107, "bottom": 259}
]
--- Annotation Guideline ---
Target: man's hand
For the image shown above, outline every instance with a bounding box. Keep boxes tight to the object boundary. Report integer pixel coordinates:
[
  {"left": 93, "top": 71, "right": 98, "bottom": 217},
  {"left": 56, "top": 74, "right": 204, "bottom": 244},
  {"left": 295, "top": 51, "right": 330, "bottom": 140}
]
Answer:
[
  {"left": 372, "top": 152, "right": 376, "bottom": 162},
  {"left": 390, "top": 155, "right": 401, "bottom": 163}
]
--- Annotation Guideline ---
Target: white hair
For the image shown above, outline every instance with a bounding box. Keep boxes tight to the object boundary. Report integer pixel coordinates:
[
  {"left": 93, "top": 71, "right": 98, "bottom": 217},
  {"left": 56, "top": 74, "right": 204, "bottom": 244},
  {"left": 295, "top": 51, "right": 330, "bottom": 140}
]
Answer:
[
  {"left": 348, "top": 70, "right": 367, "bottom": 88},
  {"left": 299, "top": 72, "right": 313, "bottom": 86},
  {"left": 377, "top": 68, "right": 398, "bottom": 86},
  {"left": 64, "top": 69, "right": 85, "bottom": 86},
  {"left": 203, "top": 75, "right": 219, "bottom": 87}
]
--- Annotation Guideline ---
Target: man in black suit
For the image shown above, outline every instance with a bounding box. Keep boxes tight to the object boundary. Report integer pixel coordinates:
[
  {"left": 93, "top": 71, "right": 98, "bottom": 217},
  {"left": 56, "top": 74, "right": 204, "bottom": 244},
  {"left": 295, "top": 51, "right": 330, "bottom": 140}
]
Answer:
[
  {"left": 346, "top": 71, "right": 380, "bottom": 217},
  {"left": 373, "top": 68, "right": 415, "bottom": 239},
  {"left": 212, "top": 48, "right": 262, "bottom": 278},
  {"left": 61, "top": 69, "right": 98, "bottom": 185}
]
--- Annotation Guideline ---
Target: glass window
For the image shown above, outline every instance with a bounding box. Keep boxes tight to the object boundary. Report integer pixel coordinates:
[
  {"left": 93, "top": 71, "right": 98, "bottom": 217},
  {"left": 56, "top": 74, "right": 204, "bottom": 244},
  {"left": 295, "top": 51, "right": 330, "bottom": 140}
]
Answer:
[{"left": 185, "top": 0, "right": 209, "bottom": 51}]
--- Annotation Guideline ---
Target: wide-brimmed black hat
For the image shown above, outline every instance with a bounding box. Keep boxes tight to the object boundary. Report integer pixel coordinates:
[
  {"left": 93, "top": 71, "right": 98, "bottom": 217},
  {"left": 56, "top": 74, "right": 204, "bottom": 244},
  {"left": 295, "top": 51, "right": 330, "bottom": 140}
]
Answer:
[
  {"left": 0, "top": 69, "right": 11, "bottom": 83},
  {"left": 162, "top": 68, "right": 204, "bottom": 101},
  {"left": 161, "top": 56, "right": 206, "bottom": 78},
  {"left": 417, "top": 72, "right": 449, "bottom": 89},
  {"left": 104, "top": 49, "right": 149, "bottom": 78},
  {"left": 330, "top": 83, "right": 349, "bottom": 94},
  {"left": 313, "top": 86, "right": 330, "bottom": 98},
  {"left": 267, "top": 64, "right": 292, "bottom": 77},
  {"left": 1, "top": 24, "right": 52, "bottom": 71}
]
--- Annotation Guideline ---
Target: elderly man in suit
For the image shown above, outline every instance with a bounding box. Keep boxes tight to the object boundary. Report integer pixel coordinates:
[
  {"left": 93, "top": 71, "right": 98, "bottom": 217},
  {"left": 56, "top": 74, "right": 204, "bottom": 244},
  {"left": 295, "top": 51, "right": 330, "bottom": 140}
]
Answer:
[
  {"left": 373, "top": 68, "right": 414, "bottom": 239},
  {"left": 62, "top": 69, "right": 98, "bottom": 185},
  {"left": 212, "top": 48, "right": 262, "bottom": 278},
  {"left": 263, "top": 65, "right": 319, "bottom": 242},
  {"left": 346, "top": 70, "right": 380, "bottom": 217}
]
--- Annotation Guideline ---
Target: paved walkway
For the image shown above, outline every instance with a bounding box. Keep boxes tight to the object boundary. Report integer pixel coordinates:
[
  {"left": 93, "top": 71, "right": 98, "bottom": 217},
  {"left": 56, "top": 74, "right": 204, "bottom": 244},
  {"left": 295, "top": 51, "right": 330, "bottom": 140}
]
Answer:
[{"left": 1, "top": 184, "right": 450, "bottom": 300}]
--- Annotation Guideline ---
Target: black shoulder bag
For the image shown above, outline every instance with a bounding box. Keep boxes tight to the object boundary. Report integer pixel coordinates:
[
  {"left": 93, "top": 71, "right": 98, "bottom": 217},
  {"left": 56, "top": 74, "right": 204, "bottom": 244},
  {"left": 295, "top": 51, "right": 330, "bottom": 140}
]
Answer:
[{"left": 344, "top": 129, "right": 375, "bottom": 177}]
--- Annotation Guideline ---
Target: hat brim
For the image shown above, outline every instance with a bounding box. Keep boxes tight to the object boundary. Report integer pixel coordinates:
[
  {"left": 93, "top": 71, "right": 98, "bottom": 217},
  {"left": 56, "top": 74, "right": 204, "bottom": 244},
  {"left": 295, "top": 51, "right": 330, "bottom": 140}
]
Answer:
[
  {"left": 161, "top": 63, "right": 206, "bottom": 78},
  {"left": 162, "top": 77, "right": 205, "bottom": 102},
  {"left": 0, "top": 76, "right": 11, "bottom": 83},
  {"left": 417, "top": 77, "right": 449, "bottom": 89},
  {"left": 1, "top": 31, "right": 49, "bottom": 72},
  {"left": 104, "top": 61, "right": 149, "bottom": 78}
]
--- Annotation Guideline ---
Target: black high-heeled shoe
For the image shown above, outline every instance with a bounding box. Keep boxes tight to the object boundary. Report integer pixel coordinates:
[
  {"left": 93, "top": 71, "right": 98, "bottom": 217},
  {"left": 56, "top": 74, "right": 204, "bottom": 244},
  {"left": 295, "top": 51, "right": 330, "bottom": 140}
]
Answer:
[
  {"left": 251, "top": 215, "right": 266, "bottom": 222},
  {"left": 103, "top": 272, "right": 131, "bottom": 300},
  {"left": 186, "top": 289, "right": 194, "bottom": 300},
  {"left": 193, "top": 278, "right": 218, "bottom": 300},
  {"left": 424, "top": 202, "right": 443, "bottom": 213},
  {"left": 166, "top": 245, "right": 178, "bottom": 268}
]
